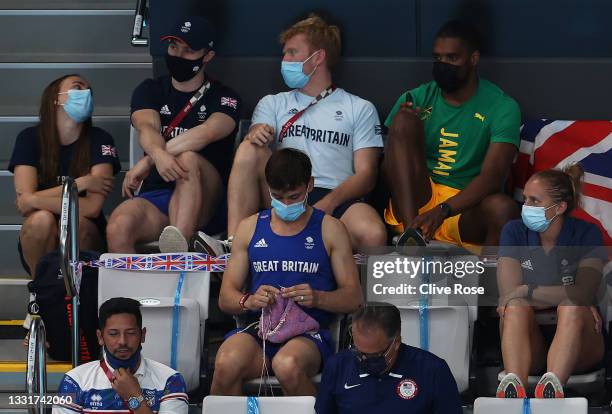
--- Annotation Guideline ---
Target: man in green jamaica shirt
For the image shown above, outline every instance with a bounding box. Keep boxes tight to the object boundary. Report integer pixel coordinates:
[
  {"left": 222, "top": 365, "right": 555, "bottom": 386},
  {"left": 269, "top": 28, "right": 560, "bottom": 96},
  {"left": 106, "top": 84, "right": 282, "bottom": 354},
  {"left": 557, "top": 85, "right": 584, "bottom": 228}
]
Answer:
[{"left": 382, "top": 20, "right": 521, "bottom": 249}]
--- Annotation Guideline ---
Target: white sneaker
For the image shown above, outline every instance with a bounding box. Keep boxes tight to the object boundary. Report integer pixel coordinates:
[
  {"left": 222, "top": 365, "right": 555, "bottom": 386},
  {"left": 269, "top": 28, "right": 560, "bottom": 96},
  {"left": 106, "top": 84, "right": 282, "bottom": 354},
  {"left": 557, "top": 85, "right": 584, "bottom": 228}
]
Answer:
[
  {"left": 159, "top": 226, "right": 189, "bottom": 253},
  {"left": 193, "top": 231, "right": 230, "bottom": 257}
]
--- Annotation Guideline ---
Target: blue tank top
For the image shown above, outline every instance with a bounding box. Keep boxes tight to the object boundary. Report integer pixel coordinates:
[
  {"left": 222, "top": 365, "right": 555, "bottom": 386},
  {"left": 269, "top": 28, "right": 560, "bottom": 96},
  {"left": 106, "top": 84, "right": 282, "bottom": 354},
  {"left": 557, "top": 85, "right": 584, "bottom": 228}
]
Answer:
[{"left": 247, "top": 208, "right": 336, "bottom": 327}]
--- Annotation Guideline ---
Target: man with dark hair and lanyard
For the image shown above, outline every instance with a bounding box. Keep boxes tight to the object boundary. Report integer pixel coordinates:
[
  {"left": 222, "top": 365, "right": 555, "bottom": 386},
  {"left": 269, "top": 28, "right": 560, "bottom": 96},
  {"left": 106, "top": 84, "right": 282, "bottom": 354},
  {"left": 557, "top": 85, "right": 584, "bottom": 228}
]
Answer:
[
  {"left": 195, "top": 14, "right": 386, "bottom": 256},
  {"left": 315, "top": 302, "right": 462, "bottom": 414},
  {"left": 107, "top": 15, "right": 240, "bottom": 253},
  {"left": 53, "top": 297, "right": 188, "bottom": 413}
]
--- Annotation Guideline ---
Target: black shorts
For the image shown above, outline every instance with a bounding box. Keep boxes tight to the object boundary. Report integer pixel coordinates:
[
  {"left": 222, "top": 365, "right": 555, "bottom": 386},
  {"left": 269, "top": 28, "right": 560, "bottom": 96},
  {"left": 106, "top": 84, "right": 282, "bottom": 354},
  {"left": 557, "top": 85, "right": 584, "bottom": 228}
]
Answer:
[{"left": 309, "top": 187, "right": 364, "bottom": 219}]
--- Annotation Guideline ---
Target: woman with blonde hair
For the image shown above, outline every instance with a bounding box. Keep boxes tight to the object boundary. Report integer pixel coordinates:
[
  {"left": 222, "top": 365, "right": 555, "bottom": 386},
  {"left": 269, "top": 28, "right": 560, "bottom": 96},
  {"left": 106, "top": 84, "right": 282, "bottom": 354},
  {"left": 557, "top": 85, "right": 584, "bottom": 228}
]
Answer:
[{"left": 496, "top": 164, "right": 606, "bottom": 399}]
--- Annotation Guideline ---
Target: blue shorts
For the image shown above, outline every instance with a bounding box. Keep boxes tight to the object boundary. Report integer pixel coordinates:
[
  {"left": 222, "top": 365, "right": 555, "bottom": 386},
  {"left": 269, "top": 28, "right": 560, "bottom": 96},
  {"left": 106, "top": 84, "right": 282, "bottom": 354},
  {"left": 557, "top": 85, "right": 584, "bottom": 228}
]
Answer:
[
  {"left": 136, "top": 189, "right": 173, "bottom": 216},
  {"left": 225, "top": 322, "right": 334, "bottom": 371},
  {"left": 135, "top": 187, "right": 227, "bottom": 234}
]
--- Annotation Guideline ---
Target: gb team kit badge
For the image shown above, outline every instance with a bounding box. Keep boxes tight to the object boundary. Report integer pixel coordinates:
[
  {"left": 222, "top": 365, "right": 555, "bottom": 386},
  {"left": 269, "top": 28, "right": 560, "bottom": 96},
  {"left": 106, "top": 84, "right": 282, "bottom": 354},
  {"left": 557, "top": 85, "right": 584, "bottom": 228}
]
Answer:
[{"left": 396, "top": 378, "right": 418, "bottom": 400}]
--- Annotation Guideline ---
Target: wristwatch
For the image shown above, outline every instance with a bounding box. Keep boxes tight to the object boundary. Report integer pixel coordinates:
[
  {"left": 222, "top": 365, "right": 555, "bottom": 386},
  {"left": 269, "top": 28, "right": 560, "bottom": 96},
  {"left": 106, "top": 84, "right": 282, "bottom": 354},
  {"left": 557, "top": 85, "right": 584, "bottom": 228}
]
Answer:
[
  {"left": 439, "top": 202, "right": 452, "bottom": 219},
  {"left": 127, "top": 394, "right": 145, "bottom": 410}
]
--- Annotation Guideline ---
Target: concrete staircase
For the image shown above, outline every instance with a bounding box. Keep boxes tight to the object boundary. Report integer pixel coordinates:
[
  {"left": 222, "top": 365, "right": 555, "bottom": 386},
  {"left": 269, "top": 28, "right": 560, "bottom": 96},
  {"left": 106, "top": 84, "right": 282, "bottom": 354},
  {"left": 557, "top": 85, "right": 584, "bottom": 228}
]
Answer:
[{"left": 0, "top": 0, "right": 152, "bottom": 399}]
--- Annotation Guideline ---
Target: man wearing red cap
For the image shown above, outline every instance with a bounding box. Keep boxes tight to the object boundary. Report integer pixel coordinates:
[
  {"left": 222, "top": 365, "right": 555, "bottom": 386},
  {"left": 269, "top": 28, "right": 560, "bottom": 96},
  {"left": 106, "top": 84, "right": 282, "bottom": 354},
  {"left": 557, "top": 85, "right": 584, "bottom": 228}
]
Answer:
[{"left": 107, "top": 16, "right": 241, "bottom": 253}]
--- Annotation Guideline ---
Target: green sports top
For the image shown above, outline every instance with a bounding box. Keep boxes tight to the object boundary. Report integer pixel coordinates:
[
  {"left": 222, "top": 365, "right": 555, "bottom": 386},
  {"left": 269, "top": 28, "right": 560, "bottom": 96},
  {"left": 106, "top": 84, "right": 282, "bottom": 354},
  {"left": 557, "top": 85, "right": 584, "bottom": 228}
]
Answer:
[{"left": 385, "top": 79, "right": 521, "bottom": 190}]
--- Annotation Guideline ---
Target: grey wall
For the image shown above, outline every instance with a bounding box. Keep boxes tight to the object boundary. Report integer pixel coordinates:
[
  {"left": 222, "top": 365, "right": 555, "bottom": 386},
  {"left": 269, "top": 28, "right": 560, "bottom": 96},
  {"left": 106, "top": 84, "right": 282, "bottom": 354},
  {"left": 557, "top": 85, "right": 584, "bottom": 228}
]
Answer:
[{"left": 148, "top": 0, "right": 612, "bottom": 121}]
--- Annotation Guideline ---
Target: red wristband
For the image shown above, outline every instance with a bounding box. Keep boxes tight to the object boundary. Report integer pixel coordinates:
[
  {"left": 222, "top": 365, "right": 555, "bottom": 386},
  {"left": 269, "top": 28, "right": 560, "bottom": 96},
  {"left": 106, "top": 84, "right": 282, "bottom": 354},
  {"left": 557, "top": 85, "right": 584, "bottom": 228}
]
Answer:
[{"left": 239, "top": 293, "right": 251, "bottom": 311}]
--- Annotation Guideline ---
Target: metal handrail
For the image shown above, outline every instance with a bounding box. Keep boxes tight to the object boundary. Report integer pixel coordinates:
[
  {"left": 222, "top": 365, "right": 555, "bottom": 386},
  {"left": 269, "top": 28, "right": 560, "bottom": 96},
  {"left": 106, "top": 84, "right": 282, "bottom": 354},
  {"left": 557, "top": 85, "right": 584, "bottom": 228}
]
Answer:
[
  {"left": 131, "top": 0, "right": 149, "bottom": 46},
  {"left": 26, "top": 316, "right": 47, "bottom": 414},
  {"left": 59, "top": 177, "right": 80, "bottom": 367}
]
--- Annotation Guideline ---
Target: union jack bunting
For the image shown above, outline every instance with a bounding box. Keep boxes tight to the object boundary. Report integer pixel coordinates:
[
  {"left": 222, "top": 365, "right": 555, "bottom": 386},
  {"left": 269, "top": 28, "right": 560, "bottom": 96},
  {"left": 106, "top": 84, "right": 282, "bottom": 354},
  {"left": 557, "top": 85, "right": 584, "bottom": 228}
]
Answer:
[
  {"left": 83, "top": 253, "right": 368, "bottom": 272},
  {"left": 85, "top": 253, "right": 230, "bottom": 273},
  {"left": 511, "top": 120, "right": 612, "bottom": 246}
]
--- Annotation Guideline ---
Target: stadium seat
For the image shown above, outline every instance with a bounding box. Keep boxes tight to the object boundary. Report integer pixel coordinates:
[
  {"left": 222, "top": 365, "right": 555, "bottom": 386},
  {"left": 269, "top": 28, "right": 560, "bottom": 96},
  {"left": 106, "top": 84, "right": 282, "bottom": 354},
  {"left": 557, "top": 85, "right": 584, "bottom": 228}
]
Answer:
[
  {"left": 473, "top": 397, "right": 588, "bottom": 414},
  {"left": 98, "top": 253, "right": 211, "bottom": 392},
  {"left": 202, "top": 396, "right": 315, "bottom": 414},
  {"left": 243, "top": 314, "right": 345, "bottom": 393},
  {"left": 398, "top": 301, "right": 471, "bottom": 392},
  {"left": 390, "top": 242, "right": 480, "bottom": 393}
]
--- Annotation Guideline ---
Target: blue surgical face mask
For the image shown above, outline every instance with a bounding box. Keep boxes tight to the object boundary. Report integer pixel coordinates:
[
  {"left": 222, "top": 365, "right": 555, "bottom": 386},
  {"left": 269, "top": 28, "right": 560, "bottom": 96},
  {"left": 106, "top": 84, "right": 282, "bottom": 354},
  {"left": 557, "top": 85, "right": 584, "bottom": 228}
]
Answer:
[
  {"left": 58, "top": 89, "right": 93, "bottom": 123},
  {"left": 270, "top": 191, "right": 308, "bottom": 222},
  {"left": 280, "top": 51, "right": 319, "bottom": 89},
  {"left": 521, "top": 203, "right": 559, "bottom": 232},
  {"left": 104, "top": 345, "right": 142, "bottom": 372}
]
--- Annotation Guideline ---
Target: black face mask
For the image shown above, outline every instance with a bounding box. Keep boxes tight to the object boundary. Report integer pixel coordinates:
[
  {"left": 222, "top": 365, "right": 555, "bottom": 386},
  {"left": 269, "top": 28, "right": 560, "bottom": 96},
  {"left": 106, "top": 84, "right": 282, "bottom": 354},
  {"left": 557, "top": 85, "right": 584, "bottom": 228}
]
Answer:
[
  {"left": 165, "top": 54, "right": 203, "bottom": 82},
  {"left": 432, "top": 61, "right": 470, "bottom": 93},
  {"left": 353, "top": 336, "right": 397, "bottom": 376}
]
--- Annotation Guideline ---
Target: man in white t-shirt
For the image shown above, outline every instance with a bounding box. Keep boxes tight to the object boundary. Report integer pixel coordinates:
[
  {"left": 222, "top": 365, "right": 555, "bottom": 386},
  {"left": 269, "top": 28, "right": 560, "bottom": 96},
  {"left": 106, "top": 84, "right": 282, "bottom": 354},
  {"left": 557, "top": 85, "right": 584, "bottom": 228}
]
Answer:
[{"left": 196, "top": 14, "right": 386, "bottom": 254}]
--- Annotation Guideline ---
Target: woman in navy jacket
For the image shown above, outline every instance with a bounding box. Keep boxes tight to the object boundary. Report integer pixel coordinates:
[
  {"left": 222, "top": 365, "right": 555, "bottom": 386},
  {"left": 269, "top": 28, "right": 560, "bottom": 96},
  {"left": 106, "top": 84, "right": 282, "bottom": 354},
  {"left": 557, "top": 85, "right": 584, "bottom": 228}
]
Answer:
[{"left": 495, "top": 164, "right": 606, "bottom": 399}]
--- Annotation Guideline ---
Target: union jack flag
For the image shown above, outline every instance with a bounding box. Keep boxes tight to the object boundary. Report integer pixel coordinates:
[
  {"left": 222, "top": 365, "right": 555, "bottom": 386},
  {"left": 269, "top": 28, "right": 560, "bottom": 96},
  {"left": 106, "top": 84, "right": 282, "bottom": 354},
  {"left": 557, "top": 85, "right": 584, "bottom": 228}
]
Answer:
[
  {"left": 101, "top": 145, "right": 117, "bottom": 157},
  {"left": 89, "top": 253, "right": 230, "bottom": 273},
  {"left": 220, "top": 96, "right": 238, "bottom": 109},
  {"left": 511, "top": 120, "right": 612, "bottom": 246}
]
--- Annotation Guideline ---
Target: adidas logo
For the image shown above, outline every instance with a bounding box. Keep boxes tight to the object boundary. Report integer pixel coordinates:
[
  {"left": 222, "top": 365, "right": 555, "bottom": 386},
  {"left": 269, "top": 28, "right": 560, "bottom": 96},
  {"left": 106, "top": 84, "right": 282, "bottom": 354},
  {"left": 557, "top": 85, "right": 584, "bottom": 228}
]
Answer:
[
  {"left": 160, "top": 105, "right": 171, "bottom": 115},
  {"left": 521, "top": 259, "right": 533, "bottom": 271},
  {"left": 254, "top": 238, "right": 268, "bottom": 248}
]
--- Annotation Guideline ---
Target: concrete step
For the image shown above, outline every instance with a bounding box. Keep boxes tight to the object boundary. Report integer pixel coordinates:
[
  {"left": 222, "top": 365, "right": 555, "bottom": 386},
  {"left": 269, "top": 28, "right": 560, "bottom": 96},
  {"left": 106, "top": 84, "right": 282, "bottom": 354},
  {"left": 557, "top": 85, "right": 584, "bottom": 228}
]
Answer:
[
  {"left": 0, "top": 278, "right": 30, "bottom": 316},
  {"left": 0, "top": 359, "right": 70, "bottom": 392},
  {"left": 0, "top": 10, "right": 150, "bottom": 63},
  {"left": 0, "top": 63, "right": 152, "bottom": 117},
  {"left": 0, "top": 116, "right": 131, "bottom": 170}
]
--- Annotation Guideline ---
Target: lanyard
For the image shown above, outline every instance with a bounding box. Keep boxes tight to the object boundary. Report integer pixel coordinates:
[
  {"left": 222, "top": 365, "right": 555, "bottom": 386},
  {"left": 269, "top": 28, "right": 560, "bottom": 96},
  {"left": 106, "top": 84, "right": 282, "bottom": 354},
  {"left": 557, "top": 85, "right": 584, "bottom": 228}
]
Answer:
[
  {"left": 100, "top": 359, "right": 134, "bottom": 413},
  {"left": 162, "top": 81, "right": 211, "bottom": 139},
  {"left": 170, "top": 272, "right": 186, "bottom": 369},
  {"left": 247, "top": 396, "right": 260, "bottom": 414},
  {"left": 278, "top": 84, "right": 337, "bottom": 142},
  {"left": 419, "top": 257, "right": 430, "bottom": 351}
]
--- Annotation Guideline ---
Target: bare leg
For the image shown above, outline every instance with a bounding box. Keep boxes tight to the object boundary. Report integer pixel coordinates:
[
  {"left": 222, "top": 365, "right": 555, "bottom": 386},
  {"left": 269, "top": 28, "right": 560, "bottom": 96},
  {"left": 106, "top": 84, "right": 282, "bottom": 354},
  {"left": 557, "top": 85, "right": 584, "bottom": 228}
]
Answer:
[
  {"left": 227, "top": 141, "right": 272, "bottom": 236},
  {"left": 106, "top": 198, "right": 168, "bottom": 253},
  {"left": 19, "top": 210, "right": 58, "bottom": 276},
  {"left": 210, "top": 333, "right": 268, "bottom": 396},
  {"left": 381, "top": 110, "right": 431, "bottom": 227},
  {"left": 272, "top": 336, "right": 321, "bottom": 396},
  {"left": 339, "top": 202, "right": 387, "bottom": 250},
  {"left": 500, "top": 301, "right": 547, "bottom": 386},
  {"left": 168, "top": 151, "right": 222, "bottom": 238},
  {"left": 547, "top": 305, "right": 604, "bottom": 384}
]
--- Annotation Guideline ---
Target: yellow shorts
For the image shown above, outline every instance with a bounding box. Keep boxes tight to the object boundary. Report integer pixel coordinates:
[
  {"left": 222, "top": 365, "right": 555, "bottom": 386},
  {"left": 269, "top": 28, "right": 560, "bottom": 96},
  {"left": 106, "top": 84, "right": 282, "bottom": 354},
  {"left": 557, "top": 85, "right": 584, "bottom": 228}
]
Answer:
[{"left": 384, "top": 178, "right": 478, "bottom": 249}]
